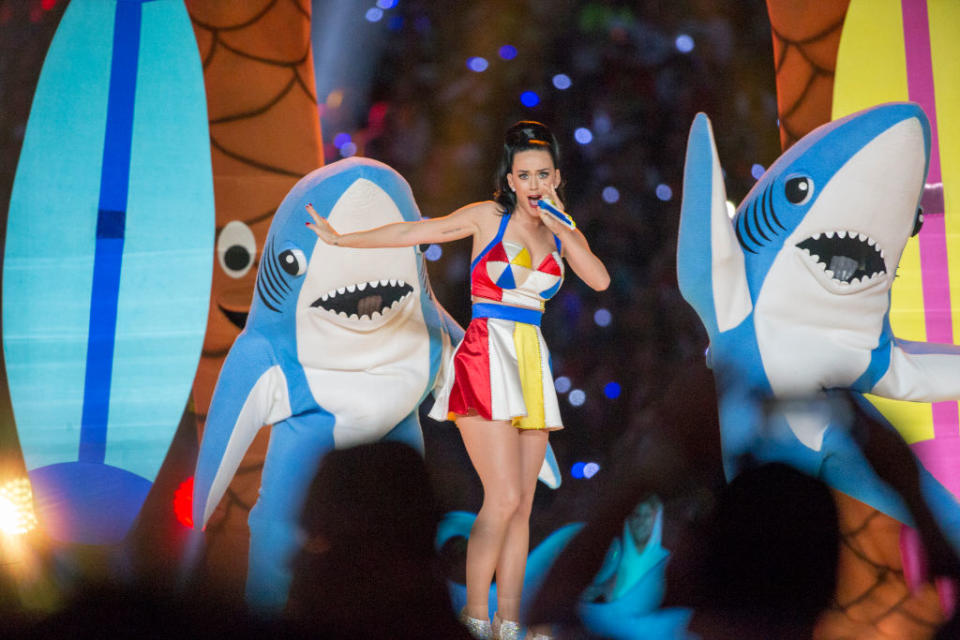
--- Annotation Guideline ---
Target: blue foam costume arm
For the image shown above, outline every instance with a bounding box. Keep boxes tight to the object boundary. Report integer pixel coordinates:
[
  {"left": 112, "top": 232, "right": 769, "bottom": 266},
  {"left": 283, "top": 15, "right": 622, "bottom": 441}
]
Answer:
[
  {"left": 192, "top": 330, "right": 293, "bottom": 529},
  {"left": 677, "top": 113, "right": 752, "bottom": 339},
  {"left": 871, "top": 338, "right": 960, "bottom": 402}
]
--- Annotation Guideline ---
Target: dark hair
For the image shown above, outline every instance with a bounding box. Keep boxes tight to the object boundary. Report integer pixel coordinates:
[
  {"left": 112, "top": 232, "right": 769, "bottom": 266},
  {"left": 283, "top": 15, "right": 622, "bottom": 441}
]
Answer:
[{"left": 493, "top": 121, "right": 563, "bottom": 214}]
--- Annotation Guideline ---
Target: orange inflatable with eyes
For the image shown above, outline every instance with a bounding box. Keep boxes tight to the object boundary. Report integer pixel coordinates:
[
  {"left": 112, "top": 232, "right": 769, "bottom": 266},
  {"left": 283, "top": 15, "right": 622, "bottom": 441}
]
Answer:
[{"left": 185, "top": 0, "right": 323, "bottom": 593}]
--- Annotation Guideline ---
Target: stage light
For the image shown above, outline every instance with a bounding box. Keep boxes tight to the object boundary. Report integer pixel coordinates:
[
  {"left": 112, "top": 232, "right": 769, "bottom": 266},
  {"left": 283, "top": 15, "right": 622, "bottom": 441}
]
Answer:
[
  {"left": 655, "top": 184, "right": 673, "bottom": 201},
  {"left": 376, "top": 0, "right": 397, "bottom": 8},
  {"left": 603, "top": 382, "right": 621, "bottom": 399},
  {"left": 340, "top": 142, "right": 357, "bottom": 157},
  {"left": 571, "top": 462, "right": 586, "bottom": 479},
  {"left": 726, "top": 200, "right": 737, "bottom": 218},
  {"left": 499, "top": 45, "right": 517, "bottom": 60},
  {"left": 552, "top": 73, "right": 572, "bottom": 90},
  {"left": 574, "top": 128, "right": 593, "bottom": 144},
  {"left": 555, "top": 376, "right": 571, "bottom": 393},
  {"left": 601, "top": 186, "right": 620, "bottom": 204},
  {"left": 425, "top": 244, "right": 442, "bottom": 261},
  {"left": 520, "top": 91, "right": 540, "bottom": 108},
  {"left": 583, "top": 462, "right": 600, "bottom": 478},
  {"left": 569, "top": 389, "right": 586, "bottom": 406},
  {"left": 174, "top": 477, "right": 194, "bottom": 528},
  {"left": 365, "top": 7, "right": 384, "bottom": 22},
  {"left": 0, "top": 478, "right": 38, "bottom": 536},
  {"left": 675, "top": 34, "right": 694, "bottom": 53},
  {"left": 593, "top": 308, "right": 612, "bottom": 327},
  {"left": 333, "top": 132, "right": 351, "bottom": 149},
  {"left": 467, "top": 56, "right": 489, "bottom": 72}
]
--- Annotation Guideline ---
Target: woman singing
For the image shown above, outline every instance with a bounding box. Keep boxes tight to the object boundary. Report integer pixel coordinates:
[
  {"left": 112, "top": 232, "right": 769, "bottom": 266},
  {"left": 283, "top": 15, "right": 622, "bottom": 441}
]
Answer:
[{"left": 306, "top": 121, "right": 609, "bottom": 639}]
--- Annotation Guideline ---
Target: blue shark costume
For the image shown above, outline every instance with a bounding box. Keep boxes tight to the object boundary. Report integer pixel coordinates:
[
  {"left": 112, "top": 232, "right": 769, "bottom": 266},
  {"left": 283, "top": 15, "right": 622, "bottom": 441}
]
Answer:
[
  {"left": 191, "top": 157, "right": 561, "bottom": 611},
  {"left": 677, "top": 102, "right": 960, "bottom": 552},
  {"left": 191, "top": 158, "right": 461, "bottom": 610}
]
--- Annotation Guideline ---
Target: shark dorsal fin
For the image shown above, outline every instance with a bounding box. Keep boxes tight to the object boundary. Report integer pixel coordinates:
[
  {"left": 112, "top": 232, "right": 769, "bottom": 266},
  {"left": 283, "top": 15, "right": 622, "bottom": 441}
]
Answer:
[{"left": 677, "top": 113, "right": 752, "bottom": 335}]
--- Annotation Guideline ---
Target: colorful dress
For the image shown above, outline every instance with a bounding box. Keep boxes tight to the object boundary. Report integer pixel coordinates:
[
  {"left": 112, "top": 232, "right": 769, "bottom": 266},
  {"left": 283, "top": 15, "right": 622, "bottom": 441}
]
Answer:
[{"left": 429, "top": 212, "right": 565, "bottom": 430}]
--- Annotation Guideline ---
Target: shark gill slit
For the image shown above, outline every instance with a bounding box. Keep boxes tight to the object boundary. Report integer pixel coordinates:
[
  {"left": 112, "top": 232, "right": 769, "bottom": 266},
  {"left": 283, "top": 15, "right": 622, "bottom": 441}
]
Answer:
[
  {"left": 749, "top": 199, "right": 771, "bottom": 242},
  {"left": 739, "top": 203, "right": 762, "bottom": 249},
  {"left": 259, "top": 245, "right": 287, "bottom": 301},
  {"left": 763, "top": 186, "right": 784, "bottom": 230},
  {"left": 267, "top": 239, "right": 291, "bottom": 293},
  {"left": 757, "top": 186, "right": 775, "bottom": 237},
  {"left": 256, "top": 275, "right": 281, "bottom": 312},
  {"left": 255, "top": 248, "right": 284, "bottom": 311},
  {"left": 735, "top": 213, "right": 758, "bottom": 254}
]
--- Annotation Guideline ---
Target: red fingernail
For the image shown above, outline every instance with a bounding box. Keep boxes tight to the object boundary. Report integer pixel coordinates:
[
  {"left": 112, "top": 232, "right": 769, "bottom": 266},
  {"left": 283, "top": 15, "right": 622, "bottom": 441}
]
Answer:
[{"left": 305, "top": 222, "right": 309, "bottom": 226}]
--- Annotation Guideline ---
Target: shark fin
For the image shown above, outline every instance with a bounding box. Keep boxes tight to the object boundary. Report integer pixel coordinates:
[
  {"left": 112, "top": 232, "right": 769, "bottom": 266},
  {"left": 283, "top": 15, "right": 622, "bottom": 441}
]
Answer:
[
  {"left": 192, "top": 331, "right": 291, "bottom": 528},
  {"left": 678, "top": 113, "right": 752, "bottom": 336}
]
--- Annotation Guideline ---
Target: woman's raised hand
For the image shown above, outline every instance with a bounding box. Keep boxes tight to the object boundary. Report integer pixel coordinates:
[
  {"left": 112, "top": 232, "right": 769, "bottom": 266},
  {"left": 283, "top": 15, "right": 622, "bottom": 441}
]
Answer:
[{"left": 305, "top": 203, "right": 341, "bottom": 245}]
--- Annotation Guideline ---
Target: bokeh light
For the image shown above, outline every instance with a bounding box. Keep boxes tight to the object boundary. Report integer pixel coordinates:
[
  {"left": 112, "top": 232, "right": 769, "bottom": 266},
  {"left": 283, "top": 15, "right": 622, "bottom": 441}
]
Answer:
[
  {"left": 467, "top": 56, "right": 489, "bottom": 72},
  {"left": 602, "top": 186, "right": 620, "bottom": 203},
  {"left": 571, "top": 462, "right": 586, "bottom": 479},
  {"left": 675, "top": 34, "right": 695, "bottom": 53},
  {"left": 574, "top": 128, "right": 593, "bottom": 144},
  {"left": 655, "top": 184, "right": 673, "bottom": 201},
  {"left": 583, "top": 462, "right": 601, "bottom": 478},
  {"left": 499, "top": 45, "right": 517, "bottom": 60},
  {"left": 0, "top": 478, "right": 38, "bottom": 535},
  {"left": 751, "top": 163, "right": 765, "bottom": 180},
  {"left": 425, "top": 244, "right": 443, "bottom": 261},
  {"left": 340, "top": 142, "right": 358, "bottom": 157},
  {"left": 569, "top": 389, "right": 586, "bottom": 406},
  {"left": 600, "top": 186, "right": 620, "bottom": 204},
  {"left": 726, "top": 200, "right": 737, "bottom": 218},
  {"left": 333, "top": 132, "right": 351, "bottom": 149},
  {"left": 555, "top": 376, "right": 571, "bottom": 393},
  {"left": 603, "top": 382, "right": 621, "bottom": 399},
  {"left": 520, "top": 91, "right": 540, "bottom": 107},
  {"left": 365, "top": 7, "right": 384, "bottom": 22},
  {"left": 593, "top": 308, "right": 612, "bottom": 327},
  {"left": 552, "top": 74, "right": 572, "bottom": 90},
  {"left": 376, "top": 0, "right": 397, "bottom": 8}
]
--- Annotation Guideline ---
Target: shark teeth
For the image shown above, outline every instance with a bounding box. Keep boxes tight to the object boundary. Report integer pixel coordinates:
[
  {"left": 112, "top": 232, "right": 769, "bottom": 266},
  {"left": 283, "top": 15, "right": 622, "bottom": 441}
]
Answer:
[
  {"left": 797, "top": 231, "right": 886, "bottom": 286},
  {"left": 311, "top": 278, "right": 413, "bottom": 319}
]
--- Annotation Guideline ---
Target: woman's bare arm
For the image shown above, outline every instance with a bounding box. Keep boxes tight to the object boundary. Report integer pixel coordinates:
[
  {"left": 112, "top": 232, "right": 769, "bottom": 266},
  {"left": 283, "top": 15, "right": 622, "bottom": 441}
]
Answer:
[{"left": 306, "top": 202, "right": 487, "bottom": 248}]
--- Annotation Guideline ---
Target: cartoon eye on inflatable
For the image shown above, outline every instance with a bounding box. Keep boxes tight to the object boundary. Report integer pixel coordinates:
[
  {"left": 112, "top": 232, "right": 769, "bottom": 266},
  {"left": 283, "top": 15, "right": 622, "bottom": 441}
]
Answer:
[
  {"left": 912, "top": 206, "right": 924, "bottom": 237},
  {"left": 278, "top": 248, "right": 307, "bottom": 276},
  {"left": 784, "top": 175, "right": 814, "bottom": 205},
  {"left": 217, "top": 221, "right": 257, "bottom": 278}
]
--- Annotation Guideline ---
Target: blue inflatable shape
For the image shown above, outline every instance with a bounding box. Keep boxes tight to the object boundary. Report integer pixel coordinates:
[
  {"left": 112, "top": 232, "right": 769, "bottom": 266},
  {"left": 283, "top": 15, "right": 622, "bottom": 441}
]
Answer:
[{"left": 3, "top": 0, "right": 214, "bottom": 544}]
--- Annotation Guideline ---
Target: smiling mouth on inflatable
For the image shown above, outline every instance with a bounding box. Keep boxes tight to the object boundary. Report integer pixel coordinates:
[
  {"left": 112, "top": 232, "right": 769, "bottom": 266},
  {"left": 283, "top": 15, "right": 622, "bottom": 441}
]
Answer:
[
  {"left": 310, "top": 279, "right": 413, "bottom": 320},
  {"left": 796, "top": 231, "right": 886, "bottom": 286}
]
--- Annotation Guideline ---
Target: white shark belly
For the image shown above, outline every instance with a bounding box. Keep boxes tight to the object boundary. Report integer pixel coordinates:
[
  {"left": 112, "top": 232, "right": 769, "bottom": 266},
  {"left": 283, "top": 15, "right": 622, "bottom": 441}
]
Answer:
[{"left": 755, "top": 251, "right": 888, "bottom": 449}]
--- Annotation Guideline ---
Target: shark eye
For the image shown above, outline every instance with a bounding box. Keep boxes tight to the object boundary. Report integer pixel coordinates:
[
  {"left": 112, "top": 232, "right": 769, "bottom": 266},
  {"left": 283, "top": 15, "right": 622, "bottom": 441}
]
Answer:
[
  {"left": 217, "top": 220, "right": 257, "bottom": 279},
  {"left": 912, "top": 207, "right": 924, "bottom": 237},
  {"left": 784, "top": 176, "right": 813, "bottom": 205},
  {"left": 278, "top": 249, "right": 307, "bottom": 276}
]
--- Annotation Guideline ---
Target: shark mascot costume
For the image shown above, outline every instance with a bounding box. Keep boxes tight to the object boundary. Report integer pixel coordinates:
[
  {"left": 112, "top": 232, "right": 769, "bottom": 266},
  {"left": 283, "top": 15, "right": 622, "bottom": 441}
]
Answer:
[
  {"left": 191, "top": 157, "right": 459, "bottom": 610},
  {"left": 677, "top": 102, "right": 960, "bottom": 555},
  {"left": 192, "top": 157, "right": 561, "bottom": 611}
]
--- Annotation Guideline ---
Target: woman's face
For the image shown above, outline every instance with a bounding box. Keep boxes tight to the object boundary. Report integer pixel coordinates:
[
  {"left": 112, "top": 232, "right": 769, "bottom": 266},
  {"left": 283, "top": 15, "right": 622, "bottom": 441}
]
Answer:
[{"left": 506, "top": 149, "right": 560, "bottom": 218}]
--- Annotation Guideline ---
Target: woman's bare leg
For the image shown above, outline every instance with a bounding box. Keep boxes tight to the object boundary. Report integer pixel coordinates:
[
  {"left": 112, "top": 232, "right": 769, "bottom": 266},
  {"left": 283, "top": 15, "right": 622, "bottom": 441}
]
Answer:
[
  {"left": 494, "top": 429, "right": 548, "bottom": 622},
  {"left": 457, "top": 415, "right": 522, "bottom": 620}
]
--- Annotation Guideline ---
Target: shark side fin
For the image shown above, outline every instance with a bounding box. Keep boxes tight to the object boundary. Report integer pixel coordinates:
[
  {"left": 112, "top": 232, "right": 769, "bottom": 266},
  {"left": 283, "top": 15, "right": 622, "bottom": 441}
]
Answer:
[
  {"left": 871, "top": 338, "right": 960, "bottom": 402},
  {"left": 677, "top": 113, "right": 752, "bottom": 337},
  {"left": 192, "top": 331, "right": 292, "bottom": 529}
]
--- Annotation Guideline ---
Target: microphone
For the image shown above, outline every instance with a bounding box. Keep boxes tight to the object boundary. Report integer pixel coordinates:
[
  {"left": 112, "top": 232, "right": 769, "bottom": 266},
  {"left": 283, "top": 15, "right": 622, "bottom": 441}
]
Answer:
[{"left": 537, "top": 198, "right": 576, "bottom": 230}]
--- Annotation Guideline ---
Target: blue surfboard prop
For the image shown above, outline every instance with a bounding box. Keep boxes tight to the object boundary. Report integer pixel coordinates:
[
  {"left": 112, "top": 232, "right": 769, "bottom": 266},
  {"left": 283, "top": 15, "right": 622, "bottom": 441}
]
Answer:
[{"left": 3, "top": 0, "right": 214, "bottom": 544}]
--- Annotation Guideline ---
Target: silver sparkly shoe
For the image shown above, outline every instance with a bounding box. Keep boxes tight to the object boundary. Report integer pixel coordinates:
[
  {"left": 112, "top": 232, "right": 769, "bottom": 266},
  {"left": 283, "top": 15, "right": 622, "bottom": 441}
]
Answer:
[
  {"left": 493, "top": 612, "right": 521, "bottom": 640},
  {"left": 524, "top": 632, "right": 553, "bottom": 640},
  {"left": 460, "top": 609, "right": 492, "bottom": 640}
]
